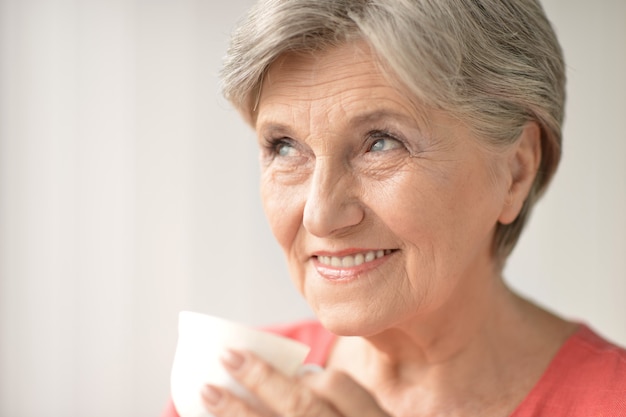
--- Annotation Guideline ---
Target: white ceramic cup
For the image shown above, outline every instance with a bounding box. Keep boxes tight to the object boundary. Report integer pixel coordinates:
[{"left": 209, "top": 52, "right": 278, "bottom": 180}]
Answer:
[{"left": 170, "top": 311, "right": 311, "bottom": 417}]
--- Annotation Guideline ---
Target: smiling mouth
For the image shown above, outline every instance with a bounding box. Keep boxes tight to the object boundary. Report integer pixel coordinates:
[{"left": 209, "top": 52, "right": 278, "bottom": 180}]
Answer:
[{"left": 316, "top": 249, "right": 395, "bottom": 268}]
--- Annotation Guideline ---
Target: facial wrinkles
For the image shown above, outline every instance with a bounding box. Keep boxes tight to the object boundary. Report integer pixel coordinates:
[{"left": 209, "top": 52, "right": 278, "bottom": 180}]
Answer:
[
  {"left": 275, "top": 54, "right": 435, "bottom": 217},
  {"left": 261, "top": 45, "right": 513, "bottom": 344},
  {"left": 264, "top": 48, "right": 400, "bottom": 117}
]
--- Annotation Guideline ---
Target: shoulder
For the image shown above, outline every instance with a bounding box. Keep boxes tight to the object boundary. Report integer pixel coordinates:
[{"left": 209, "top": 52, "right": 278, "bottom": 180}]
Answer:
[
  {"left": 556, "top": 325, "right": 626, "bottom": 386},
  {"left": 515, "top": 324, "right": 626, "bottom": 416},
  {"left": 263, "top": 319, "right": 337, "bottom": 366}
]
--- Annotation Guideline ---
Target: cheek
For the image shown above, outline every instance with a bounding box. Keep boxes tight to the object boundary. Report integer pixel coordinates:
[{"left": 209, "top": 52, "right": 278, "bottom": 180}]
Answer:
[
  {"left": 260, "top": 176, "right": 303, "bottom": 253},
  {"left": 261, "top": 178, "right": 310, "bottom": 295},
  {"left": 369, "top": 173, "right": 448, "bottom": 239},
  {"left": 368, "top": 165, "right": 496, "bottom": 266}
]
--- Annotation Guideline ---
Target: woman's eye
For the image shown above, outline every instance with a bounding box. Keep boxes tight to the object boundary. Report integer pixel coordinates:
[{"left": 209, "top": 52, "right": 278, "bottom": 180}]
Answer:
[
  {"left": 276, "top": 141, "right": 295, "bottom": 157},
  {"left": 368, "top": 135, "right": 403, "bottom": 152},
  {"left": 265, "top": 138, "right": 297, "bottom": 158}
]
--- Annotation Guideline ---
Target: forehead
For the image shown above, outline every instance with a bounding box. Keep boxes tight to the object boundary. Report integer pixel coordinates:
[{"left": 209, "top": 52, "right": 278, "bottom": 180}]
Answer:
[
  {"left": 255, "top": 41, "right": 425, "bottom": 130},
  {"left": 263, "top": 42, "right": 382, "bottom": 92}
]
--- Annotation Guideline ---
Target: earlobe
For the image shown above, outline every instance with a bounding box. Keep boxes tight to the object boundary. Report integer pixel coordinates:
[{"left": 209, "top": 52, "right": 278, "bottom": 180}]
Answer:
[{"left": 498, "top": 122, "right": 542, "bottom": 225}]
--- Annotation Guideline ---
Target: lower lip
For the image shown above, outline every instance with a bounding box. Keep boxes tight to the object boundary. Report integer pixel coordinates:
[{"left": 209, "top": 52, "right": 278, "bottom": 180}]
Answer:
[{"left": 311, "top": 253, "right": 393, "bottom": 282}]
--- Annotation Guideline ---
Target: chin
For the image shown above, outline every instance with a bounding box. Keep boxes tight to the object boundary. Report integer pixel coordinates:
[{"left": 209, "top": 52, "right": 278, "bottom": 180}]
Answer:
[{"left": 313, "top": 304, "right": 395, "bottom": 337}]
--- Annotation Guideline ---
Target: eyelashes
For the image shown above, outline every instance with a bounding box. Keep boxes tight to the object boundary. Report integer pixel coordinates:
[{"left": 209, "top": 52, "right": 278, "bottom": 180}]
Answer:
[
  {"left": 365, "top": 130, "right": 406, "bottom": 152},
  {"left": 261, "top": 137, "right": 297, "bottom": 159},
  {"left": 262, "top": 129, "right": 407, "bottom": 157}
]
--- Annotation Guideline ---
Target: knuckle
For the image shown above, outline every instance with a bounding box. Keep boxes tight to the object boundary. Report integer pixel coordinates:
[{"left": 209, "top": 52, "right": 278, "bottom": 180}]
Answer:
[
  {"left": 243, "top": 356, "right": 273, "bottom": 390},
  {"left": 303, "top": 369, "right": 351, "bottom": 396},
  {"left": 322, "top": 369, "right": 351, "bottom": 388},
  {"left": 284, "top": 387, "right": 325, "bottom": 417},
  {"left": 212, "top": 390, "right": 256, "bottom": 417}
]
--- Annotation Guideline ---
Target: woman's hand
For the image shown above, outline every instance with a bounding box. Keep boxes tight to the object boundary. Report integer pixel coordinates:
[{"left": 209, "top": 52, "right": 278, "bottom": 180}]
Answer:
[{"left": 201, "top": 349, "right": 391, "bottom": 417}]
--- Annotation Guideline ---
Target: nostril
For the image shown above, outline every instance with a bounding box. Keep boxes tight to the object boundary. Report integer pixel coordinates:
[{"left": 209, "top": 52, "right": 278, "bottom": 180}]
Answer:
[{"left": 303, "top": 200, "right": 364, "bottom": 237}]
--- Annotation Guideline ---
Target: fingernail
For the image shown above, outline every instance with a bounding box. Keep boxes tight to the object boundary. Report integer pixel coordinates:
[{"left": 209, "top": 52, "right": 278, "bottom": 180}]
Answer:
[
  {"left": 201, "top": 385, "right": 223, "bottom": 406},
  {"left": 221, "top": 349, "right": 245, "bottom": 371}
]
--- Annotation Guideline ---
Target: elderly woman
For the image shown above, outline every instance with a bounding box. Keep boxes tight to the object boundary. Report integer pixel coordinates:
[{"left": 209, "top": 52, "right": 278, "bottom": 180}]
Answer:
[{"left": 163, "top": 0, "right": 626, "bottom": 416}]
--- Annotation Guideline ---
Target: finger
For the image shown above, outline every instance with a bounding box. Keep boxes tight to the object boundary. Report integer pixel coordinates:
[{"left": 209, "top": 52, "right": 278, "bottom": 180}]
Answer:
[
  {"left": 221, "top": 349, "right": 341, "bottom": 417},
  {"left": 201, "top": 384, "right": 262, "bottom": 417},
  {"left": 303, "top": 370, "right": 391, "bottom": 417}
]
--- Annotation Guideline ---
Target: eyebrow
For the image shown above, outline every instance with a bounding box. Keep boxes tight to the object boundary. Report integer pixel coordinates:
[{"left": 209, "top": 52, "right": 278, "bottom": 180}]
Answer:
[
  {"left": 256, "top": 121, "right": 295, "bottom": 138},
  {"left": 349, "top": 109, "right": 424, "bottom": 131},
  {"left": 258, "top": 109, "right": 425, "bottom": 136}
]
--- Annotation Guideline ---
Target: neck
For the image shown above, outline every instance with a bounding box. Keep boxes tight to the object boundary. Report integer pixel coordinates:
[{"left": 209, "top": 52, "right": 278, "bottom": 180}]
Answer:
[
  {"left": 328, "top": 275, "right": 575, "bottom": 414},
  {"left": 367, "top": 275, "right": 519, "bottom": 366}
]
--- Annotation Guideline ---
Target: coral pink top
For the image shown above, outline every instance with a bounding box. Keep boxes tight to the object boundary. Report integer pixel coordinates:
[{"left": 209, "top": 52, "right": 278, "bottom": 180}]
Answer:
[{"left": 162, "top": 321, "right": 626, "bottom": 416}]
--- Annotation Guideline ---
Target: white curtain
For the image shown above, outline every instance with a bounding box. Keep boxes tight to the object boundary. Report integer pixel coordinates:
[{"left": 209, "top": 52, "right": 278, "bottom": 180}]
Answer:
[{"left": 0, "top": 1, "right": 623, "bottom": 416}]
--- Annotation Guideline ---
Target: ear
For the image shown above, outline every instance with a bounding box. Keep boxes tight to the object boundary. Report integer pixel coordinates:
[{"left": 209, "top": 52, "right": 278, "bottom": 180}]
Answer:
[{"left": 498, "top": 122, "right": 542, "bottom": 225}]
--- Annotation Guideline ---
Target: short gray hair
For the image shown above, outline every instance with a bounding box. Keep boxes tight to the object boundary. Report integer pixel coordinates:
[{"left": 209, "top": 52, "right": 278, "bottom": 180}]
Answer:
[{"left": 221, "top": 0, "right": 566, "bottom": 262}]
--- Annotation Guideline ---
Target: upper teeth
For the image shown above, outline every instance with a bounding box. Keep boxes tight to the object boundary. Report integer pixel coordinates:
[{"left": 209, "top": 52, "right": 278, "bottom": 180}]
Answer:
[{"left": 317, "top": 249, "right": 392, "bottom": 267}]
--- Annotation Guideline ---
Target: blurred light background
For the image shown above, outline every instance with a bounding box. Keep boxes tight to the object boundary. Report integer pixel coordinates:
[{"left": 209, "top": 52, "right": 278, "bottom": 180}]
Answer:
[{"left": 0, "top": 0, "right": 624, "bottom": 416}]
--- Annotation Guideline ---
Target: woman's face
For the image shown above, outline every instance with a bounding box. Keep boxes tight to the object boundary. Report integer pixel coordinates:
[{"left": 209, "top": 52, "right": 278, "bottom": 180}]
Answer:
[{"left": 255, "top": 42, "right": 514, "bottom": 335}]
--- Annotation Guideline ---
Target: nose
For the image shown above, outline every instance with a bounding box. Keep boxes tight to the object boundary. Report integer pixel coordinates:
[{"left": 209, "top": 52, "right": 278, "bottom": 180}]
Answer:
[{"left": 302, "top": 158, "right": 364, "bottom": 237}]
